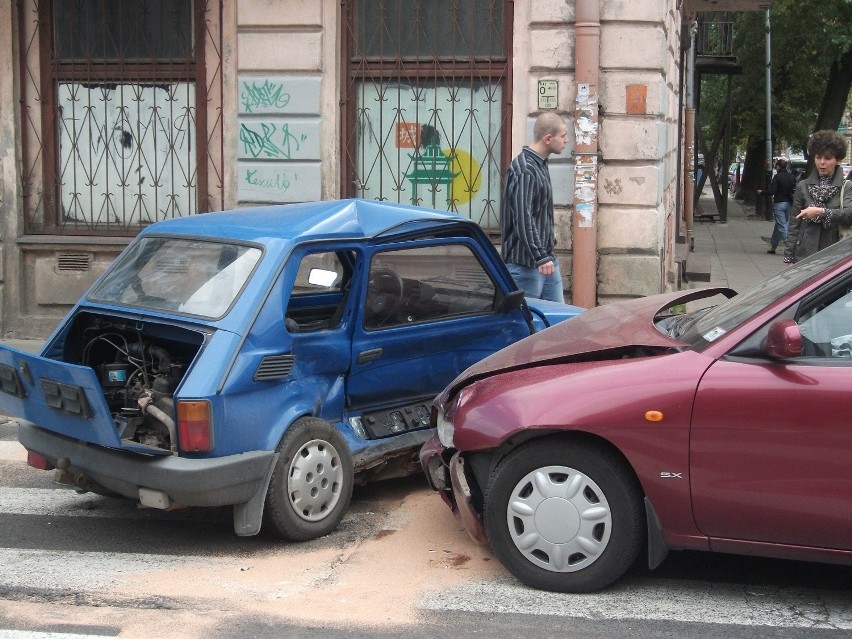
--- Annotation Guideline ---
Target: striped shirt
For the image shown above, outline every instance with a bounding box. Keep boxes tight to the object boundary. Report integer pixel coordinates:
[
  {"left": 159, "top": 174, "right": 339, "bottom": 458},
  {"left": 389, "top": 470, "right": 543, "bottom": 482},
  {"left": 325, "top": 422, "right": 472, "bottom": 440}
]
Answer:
[{"left": 501, "top": 146, "right": 555, "bottom": 268}]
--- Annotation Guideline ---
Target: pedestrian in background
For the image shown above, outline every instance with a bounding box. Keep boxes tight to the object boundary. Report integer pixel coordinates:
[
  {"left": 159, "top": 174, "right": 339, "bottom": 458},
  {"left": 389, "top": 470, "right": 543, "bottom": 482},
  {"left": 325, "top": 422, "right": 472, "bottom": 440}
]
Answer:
[
  {"left": 784, "top": 130, "right": 852, "bottom": 264},
  {"left": 757, "top": 158, "right": 796, "bottom": 254},
  {"left": 501, "top": 112, "right": 568, "bottom": 303}
]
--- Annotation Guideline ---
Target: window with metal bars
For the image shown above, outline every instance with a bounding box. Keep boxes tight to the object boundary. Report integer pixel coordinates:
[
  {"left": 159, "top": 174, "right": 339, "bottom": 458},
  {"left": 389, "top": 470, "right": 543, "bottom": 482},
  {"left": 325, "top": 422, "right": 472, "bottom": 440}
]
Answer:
[
  {"left": 19, "top": 0, "right": 223, "bottom": 235},
  {"left": 343, "top": 0, "right": 511, "bottom": 231}
]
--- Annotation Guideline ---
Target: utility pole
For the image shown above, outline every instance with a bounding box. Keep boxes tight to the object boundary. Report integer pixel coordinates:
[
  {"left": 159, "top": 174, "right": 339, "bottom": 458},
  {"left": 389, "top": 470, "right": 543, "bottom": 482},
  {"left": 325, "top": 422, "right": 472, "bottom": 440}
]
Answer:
[{"left": 763, "top": 8, "right": 773, "bottom": 220}]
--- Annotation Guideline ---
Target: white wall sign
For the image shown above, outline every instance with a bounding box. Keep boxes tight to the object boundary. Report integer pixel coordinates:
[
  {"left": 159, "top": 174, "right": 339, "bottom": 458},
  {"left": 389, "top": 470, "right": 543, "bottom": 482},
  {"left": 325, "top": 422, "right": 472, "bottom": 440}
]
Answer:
[{"left": 538, "top": 80, "right": 558, "bottom": 110}]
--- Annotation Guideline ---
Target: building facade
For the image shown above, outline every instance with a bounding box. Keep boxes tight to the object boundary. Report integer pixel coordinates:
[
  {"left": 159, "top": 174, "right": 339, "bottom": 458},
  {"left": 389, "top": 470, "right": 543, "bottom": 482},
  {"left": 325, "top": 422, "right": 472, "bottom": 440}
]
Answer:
[{"left": 0, "top": 0, "right": 763, "bottom": 339}]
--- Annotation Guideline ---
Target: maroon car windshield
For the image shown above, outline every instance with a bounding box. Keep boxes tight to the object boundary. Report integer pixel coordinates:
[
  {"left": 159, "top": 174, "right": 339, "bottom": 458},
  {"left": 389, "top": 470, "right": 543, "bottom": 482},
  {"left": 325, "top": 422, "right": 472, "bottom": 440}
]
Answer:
[{"left": 677, "top": 238, "right": 852, "bottom": 350}]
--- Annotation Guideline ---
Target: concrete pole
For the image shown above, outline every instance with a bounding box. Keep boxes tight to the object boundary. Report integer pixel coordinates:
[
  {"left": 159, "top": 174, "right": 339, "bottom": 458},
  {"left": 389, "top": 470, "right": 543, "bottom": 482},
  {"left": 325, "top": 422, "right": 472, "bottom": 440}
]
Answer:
[
  {"left": 765, "top": 10, "right": 772, "bottom": 168},
  {"left": 684, "top": 22, "right": 696, "bottom": 251},
  {"left": 571, "top": 0, "right": 601, "bottom": 308}
]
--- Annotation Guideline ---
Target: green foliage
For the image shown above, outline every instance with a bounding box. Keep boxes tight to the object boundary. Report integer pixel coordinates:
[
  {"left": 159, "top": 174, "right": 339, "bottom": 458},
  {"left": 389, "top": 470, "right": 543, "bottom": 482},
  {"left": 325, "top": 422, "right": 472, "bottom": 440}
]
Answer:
[{"left": 700, "top": 0, "right": 852, "bottom": 154}]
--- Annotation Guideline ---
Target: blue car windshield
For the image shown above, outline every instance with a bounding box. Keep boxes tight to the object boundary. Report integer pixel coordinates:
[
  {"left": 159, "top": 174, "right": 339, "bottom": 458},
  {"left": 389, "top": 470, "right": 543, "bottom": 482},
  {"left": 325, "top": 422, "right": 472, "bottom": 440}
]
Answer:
[
  {"left": 89, "top": 237, "right": 263, "bottom": 318},
  {"left": 677, "top": 237, "right": 852, "bottom": 349}
]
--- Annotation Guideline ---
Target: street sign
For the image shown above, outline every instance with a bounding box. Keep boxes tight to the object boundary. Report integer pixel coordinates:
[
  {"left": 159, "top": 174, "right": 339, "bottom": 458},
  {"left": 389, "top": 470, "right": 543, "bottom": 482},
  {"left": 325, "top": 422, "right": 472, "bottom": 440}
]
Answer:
[{"left": 537, "top": 80, "right": 558, "bottom": 110}]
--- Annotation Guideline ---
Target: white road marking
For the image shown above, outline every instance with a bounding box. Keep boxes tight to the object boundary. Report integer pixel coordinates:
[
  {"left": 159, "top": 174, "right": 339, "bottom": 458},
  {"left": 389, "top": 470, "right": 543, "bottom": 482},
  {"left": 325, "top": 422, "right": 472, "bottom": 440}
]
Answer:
[
  {"left": 1, "top": 475, "right": 850, "bottom": 632},
  {"left": 0, "top": 487, "right": 145, "bottom": 519},
  {"left": 420, "top": 576, "right": 852, "bottom": 629},
  {"left": 0, "top": 548, "right": 199, "bottom": 592},
  {"left": 0, "top": 632, "right": 102, "bottom": 639},
  {"left": 0, "top": 441, "right": 26, "bottom": 463}
]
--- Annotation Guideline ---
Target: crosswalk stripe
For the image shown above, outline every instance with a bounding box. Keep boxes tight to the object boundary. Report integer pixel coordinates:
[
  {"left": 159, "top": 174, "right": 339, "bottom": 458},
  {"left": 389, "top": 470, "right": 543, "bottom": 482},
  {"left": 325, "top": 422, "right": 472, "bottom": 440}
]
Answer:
[
  {"left": 420, "top": 577, "right": 852, "bottom": 630},
  {"left": 0, "top": 440, "right": 26, "bottom": 463},
  {"left": 0, "top": 547, "right": 200, "bottom": 592},
  {"left": 0, "top": 487, "right": 238, "bottom": 524},
  {"left": 0, "top": 632, "right": 104, "bottom": 639},
  {"left": 0, "top": 487, "right": 142, "bottom": 518}
]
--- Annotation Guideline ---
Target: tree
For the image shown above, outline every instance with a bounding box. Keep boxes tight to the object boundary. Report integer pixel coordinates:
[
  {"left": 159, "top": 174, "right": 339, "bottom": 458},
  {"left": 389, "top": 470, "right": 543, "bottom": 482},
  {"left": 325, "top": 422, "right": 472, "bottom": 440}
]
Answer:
[{"left": 698, "top": 0, "right": 852, "bottom": 202}]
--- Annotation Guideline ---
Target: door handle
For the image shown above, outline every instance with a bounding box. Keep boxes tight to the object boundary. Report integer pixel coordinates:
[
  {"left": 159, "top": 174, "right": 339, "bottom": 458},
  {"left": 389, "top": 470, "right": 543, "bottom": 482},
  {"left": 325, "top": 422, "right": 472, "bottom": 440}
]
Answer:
[{"left": 357, "top": 348, "right": 383, "bottom": 364}]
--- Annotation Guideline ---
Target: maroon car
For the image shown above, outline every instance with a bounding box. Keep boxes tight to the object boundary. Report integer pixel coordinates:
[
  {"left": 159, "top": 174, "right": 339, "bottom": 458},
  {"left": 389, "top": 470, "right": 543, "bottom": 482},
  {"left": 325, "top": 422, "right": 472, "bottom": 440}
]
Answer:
[{"left": 421, "top": 237, "right": 852, "bottom": 592}]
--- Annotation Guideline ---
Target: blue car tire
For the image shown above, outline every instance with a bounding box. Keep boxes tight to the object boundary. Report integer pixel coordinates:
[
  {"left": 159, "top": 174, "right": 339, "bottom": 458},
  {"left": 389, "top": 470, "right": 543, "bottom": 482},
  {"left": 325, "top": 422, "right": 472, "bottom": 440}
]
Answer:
[{"left": 263, "top": 416, "right": 354, "bottom": 541}]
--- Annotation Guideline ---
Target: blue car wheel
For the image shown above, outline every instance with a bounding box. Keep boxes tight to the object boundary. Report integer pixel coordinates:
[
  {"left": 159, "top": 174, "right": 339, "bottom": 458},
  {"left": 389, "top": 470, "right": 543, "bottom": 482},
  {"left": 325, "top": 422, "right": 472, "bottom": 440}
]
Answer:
[{"left": 264, "top": 416, "right": 354, "bottom": 541}]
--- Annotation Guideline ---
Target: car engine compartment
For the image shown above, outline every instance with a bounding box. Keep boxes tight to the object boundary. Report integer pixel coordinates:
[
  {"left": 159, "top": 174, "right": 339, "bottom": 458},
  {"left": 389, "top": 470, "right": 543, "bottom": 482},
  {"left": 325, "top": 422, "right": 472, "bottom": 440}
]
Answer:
[{"left": 61, "top": 312, "right": 204, "bottom": 453}]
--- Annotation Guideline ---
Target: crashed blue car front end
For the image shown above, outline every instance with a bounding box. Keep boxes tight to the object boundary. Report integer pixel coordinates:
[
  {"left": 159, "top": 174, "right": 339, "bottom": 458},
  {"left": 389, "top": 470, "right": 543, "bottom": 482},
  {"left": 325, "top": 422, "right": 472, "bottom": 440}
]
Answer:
[{"left": 0, "top": 199, "right": 583, "bottom": 540}]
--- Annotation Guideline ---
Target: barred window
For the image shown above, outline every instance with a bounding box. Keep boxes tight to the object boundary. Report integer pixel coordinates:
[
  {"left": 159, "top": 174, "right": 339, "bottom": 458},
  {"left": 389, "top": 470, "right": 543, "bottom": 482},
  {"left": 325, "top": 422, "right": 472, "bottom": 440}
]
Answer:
[
  {"left": 20, "top": 0, "right": 224, "bottom": 235},
  {"left": 344, "top": 0, "right": 511, "bottom": 230}
]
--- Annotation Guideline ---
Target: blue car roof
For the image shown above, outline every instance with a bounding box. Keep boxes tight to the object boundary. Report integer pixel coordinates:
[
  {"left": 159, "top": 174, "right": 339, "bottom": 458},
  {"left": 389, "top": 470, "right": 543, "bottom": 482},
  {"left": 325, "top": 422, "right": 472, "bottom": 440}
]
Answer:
[{"left": 140, "top": 199, "right": 475, "bottom": 245}]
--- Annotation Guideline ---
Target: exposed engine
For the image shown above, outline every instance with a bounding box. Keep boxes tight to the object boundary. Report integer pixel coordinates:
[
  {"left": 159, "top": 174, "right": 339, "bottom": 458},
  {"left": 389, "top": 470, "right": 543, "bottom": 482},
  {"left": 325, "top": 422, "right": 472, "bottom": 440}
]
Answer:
[{"left": 77, "top": 319, "right": 193, "bottom": 454}]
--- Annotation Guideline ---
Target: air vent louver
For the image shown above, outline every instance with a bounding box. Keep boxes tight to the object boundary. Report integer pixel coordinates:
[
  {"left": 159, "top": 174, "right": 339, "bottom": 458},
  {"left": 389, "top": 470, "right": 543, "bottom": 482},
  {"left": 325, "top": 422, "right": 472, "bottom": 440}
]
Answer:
[
  {"left": 254, "top": 354, "right": 295, "bottom": 381},
  {"left": 57, "top": 253, "right": 92, "bottom": 271}
]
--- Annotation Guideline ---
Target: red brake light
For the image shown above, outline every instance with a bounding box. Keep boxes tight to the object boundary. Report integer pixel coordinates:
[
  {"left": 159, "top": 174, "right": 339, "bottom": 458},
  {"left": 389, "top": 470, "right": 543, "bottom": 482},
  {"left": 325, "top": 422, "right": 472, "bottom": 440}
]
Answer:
[
  {"left": 177, "top": 400, "right": 214, "bottom": 452},
  {"left": 27, "top": 450, "right": 54, "bottom": 470}
]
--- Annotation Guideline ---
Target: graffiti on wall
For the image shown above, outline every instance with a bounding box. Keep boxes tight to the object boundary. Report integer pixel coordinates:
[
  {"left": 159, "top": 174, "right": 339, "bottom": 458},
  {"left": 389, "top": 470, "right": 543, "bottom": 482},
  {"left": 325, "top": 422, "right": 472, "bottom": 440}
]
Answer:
[
  {"left": 240, "top": 79, "right": 292, "bottom": 113},
  {"left": 239, "top": 162, "right": 320, "bottom": 202},
  {"left": 238, "top": 122, "right": 310, "bottom": 160},
  {"left": 237, "top": 75, "right": 322, "bottom": 203},
  {"left": 58, "top": 83, "right": 196, "bottom": 225}
]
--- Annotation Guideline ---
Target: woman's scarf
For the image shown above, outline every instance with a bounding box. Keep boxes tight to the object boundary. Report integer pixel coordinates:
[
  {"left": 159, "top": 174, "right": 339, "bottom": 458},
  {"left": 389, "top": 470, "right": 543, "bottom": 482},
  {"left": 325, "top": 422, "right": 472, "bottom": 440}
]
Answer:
[{"left": 807, "top": 174, "right": 839, "bottom": 208}]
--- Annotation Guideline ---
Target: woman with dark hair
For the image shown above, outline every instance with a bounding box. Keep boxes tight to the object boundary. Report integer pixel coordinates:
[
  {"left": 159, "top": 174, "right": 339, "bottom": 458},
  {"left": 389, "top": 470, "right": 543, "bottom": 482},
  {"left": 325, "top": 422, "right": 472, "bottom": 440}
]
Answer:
[{"left": 783, "top": 130, "right": 852, "bottom": 263}]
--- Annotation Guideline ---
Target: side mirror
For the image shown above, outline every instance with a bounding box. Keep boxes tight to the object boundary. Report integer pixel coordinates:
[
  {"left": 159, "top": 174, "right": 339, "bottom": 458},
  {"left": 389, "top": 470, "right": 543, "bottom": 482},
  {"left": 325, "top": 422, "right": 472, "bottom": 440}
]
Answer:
[
  {"left": 495, "top": 288, "right": 525, "bottom": 313},
  {"left": 761, "top": 318, "right": 803, "bottom": 359}
]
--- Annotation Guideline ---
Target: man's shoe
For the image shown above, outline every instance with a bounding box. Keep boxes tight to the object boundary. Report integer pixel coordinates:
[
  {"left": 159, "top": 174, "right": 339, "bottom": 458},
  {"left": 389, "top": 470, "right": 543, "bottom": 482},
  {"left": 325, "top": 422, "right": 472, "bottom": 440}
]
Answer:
[{"left": 767, "top": 249, "right": 776, "bottom": 254}]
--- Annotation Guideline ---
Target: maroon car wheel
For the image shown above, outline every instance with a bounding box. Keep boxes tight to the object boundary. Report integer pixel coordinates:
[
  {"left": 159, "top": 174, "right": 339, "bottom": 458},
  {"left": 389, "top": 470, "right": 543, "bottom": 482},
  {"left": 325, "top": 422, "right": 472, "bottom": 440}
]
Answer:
[{"left": 484, "top": 439, "right": 644, "bottom": 592}]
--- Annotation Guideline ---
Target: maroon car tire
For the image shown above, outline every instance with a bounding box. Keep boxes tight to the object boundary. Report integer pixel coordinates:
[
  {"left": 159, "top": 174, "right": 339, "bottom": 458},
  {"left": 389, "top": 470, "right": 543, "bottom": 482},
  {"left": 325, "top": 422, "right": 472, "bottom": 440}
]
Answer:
[
  {"left": 484, "top": 438, "right": 644, "bottom": 592},
  {"left": 263, "top": 417, "right": 354, "bottom": 542}
]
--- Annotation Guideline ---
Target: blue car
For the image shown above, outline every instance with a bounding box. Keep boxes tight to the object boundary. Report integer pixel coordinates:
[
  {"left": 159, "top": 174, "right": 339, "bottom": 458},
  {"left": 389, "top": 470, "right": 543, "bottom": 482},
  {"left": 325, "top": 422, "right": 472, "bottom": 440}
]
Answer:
[{"left": 0, "top": 199, "right": 582, "bottom": 540}]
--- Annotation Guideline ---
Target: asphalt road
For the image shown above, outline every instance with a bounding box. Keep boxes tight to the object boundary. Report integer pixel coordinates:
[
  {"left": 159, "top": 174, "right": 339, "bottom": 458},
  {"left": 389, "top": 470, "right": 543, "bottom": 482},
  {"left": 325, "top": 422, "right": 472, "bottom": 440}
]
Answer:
[{"left": 1, "top": 417, "right": 851, "bottom": 639}]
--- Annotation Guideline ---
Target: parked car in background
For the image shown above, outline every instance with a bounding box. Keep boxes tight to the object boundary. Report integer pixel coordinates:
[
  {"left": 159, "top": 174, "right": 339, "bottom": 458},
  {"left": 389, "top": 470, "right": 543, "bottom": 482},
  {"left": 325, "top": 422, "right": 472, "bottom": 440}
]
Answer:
[
  {"left": 727, "top": 161, "right": 741, "bottom": 191},
  {"left": 789, "top": 157, "right": 809, "bottom": 182},
  {"left": 0, "top": 199, "right": 582, "bottom": 541},
  {"left": 422, "top": 237, "right": 852, "bottom": 592}
]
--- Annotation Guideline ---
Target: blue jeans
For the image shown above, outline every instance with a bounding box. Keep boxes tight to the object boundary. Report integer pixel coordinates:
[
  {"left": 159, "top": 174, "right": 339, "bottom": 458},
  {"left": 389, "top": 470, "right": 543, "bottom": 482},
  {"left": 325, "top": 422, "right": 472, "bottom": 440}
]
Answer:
[
  {"left": 507, "top": 259, "right": 564, "bottom": 303},
  {"left": 771, "top": 201, "right": 790, "bottom": 249}
]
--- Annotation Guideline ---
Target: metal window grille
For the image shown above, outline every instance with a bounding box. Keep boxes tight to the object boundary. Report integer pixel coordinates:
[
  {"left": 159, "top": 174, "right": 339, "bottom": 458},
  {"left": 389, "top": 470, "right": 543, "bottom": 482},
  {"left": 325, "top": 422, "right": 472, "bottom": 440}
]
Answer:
[
  {"left": 342, "top": 0, "right": 512, "bottom": 231},
  {"left": 696, "top": 21, "right": 734, "bottom": 58},
  {"left": 18, "top": 0, "right": 224, "bottom": 236}
]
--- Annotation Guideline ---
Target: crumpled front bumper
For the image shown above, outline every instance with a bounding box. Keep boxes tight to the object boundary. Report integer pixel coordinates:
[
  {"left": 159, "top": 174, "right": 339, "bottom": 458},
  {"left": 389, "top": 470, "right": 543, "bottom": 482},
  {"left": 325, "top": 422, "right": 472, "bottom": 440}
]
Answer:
[{"left": 419, "top": 432, "right": 487, "bottom": 545}]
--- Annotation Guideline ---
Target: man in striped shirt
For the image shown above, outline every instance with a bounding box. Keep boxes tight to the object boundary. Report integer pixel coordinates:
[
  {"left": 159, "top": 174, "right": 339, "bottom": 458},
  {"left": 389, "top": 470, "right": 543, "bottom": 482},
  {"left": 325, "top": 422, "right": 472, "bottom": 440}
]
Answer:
[{"left": 501, "top": 112, "right": 568, "bottom": 303}]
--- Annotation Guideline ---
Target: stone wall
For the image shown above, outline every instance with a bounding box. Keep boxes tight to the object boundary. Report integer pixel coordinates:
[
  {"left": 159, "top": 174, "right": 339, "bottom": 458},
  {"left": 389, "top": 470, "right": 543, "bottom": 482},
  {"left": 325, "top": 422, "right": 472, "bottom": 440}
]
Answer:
[
  {"left": 234, "top": 0, "right": 332, "bottom": 206},
  {"left": 0, "top": 0, "right": 688, "bottom": 337}
]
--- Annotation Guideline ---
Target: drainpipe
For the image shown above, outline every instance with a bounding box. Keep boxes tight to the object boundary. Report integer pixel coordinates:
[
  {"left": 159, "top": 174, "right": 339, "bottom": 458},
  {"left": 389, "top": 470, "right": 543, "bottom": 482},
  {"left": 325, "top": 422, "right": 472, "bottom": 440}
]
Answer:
[
  {"left": 684, "top": 21, "right": 696, "bottom": 251},
  {"left": 571, "top": 0, "right": 600, "bottom": 308}
]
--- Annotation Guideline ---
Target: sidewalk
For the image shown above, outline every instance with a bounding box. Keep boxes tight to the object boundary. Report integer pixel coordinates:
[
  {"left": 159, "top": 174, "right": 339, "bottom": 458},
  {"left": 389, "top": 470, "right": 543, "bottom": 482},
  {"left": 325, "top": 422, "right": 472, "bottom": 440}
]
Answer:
[{"left": 688, "top": 192, "right": 787, "bottom": 293}]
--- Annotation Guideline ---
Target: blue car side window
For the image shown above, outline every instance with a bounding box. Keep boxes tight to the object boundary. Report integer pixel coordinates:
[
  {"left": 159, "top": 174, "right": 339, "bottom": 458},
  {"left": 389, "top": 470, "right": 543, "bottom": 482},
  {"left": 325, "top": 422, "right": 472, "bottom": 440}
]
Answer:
[
  {"left": 364, "top": 244, "right": 496, "bottom": 330},
  {"left": 286, "top": 250, "right": 355, "bottom": 332}
]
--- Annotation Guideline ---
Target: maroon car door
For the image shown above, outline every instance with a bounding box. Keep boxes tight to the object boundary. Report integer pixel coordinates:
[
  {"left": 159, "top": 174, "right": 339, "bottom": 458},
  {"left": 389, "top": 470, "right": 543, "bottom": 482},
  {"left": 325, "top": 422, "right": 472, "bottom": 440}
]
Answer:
[
  {"left": 690, "top": 357, "right": 852, "bottom": 550},
  {"left": 690, "top": 288, "right": 852, "bottom": 550}
]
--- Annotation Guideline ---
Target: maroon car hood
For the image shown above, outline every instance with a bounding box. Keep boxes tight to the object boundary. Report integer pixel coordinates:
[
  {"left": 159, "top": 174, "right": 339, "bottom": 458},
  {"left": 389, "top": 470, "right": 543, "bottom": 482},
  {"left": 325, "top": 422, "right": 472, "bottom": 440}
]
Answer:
[{"left": 450, "top": 287, "right": 734, "bottom": 392}]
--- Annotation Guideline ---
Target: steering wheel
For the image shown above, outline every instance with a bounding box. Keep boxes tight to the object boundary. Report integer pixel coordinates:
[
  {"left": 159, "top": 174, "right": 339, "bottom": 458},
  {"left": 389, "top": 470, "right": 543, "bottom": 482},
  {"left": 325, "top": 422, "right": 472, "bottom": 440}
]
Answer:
[{"left": 367, "top": 268, "right": 404, "bottom": 327}]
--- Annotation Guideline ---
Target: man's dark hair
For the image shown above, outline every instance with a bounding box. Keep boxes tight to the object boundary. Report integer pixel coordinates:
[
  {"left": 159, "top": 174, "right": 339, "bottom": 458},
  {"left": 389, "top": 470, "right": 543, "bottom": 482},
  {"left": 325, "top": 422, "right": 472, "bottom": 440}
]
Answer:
[
  {"left": 807, "top": 130, "right": 846, "bottom": 161},
  {"left": 775, "top": 158, "right": 788, "bottom": 169}
]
